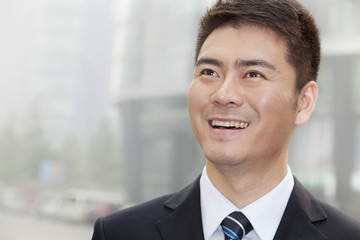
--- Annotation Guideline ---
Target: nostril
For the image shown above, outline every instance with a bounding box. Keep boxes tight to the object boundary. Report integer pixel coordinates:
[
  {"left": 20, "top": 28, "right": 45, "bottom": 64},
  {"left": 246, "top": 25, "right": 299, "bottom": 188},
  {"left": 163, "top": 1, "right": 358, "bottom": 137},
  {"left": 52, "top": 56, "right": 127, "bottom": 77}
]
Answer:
[{"left": 210, "top": 87, "right": 244, "bottom": 107}]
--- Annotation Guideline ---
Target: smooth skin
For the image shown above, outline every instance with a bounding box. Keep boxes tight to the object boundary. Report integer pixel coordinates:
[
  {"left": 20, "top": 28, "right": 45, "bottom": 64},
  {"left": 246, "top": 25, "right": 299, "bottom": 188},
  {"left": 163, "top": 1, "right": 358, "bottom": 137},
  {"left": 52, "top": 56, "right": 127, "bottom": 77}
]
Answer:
[{"left": 187, "top": 25, "right": 318, "bottom": 208}]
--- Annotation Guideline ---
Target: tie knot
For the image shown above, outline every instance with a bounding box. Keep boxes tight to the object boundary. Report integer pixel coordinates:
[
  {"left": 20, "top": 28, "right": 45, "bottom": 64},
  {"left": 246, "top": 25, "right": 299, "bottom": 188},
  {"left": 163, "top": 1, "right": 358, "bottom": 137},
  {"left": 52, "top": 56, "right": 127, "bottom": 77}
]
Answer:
[{"left": 221, "top": 211, "right": 253, "bottom": 240}]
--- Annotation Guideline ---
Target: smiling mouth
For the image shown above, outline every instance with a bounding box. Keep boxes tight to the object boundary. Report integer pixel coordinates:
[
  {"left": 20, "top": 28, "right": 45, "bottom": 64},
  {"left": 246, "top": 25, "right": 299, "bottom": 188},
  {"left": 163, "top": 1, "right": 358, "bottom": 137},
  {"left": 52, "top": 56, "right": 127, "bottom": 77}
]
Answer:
[{"left": 210, "top": 120, "right": 249, "bottom": 129}]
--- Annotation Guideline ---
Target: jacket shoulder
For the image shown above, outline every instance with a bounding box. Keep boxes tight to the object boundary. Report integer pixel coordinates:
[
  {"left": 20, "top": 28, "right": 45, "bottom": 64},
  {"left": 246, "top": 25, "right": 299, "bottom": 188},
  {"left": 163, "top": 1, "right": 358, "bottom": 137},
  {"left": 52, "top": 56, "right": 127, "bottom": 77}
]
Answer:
[
  {"left": 107, "top": 194, "right": 173, "bottom": 222},
  {"left": 92, "top": 177, "right": 201, "bottom": 240},
  {"left": 275, "top": 177, "right": 360, "bottom": 240},
  {"left": 92, "top": 194, "right": 173, "bottom": 240},
  {"left": 317, "top": 200, "right": 360, "bottom": 238}
]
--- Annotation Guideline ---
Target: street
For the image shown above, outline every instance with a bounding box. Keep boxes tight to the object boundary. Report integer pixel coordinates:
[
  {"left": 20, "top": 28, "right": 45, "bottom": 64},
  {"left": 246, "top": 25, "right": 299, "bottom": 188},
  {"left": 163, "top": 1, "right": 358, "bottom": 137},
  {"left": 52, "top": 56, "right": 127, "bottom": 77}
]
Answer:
[{"left": 0, "top": 210, "right": 93, "bottom": 240}]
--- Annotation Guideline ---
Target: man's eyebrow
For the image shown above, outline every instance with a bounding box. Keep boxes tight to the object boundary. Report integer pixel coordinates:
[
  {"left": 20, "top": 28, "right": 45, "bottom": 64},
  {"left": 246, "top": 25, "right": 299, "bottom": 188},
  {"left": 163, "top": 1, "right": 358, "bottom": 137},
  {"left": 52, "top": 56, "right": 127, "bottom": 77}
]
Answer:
[
  {"left": 195, "top": 57, "right": 223, "bottom": 67},
  {"left": 195, "top": 57, "right": 277, "bottom": 71},
  {"left": 236, "top": 59, "right": 276, "bottom": 71}
]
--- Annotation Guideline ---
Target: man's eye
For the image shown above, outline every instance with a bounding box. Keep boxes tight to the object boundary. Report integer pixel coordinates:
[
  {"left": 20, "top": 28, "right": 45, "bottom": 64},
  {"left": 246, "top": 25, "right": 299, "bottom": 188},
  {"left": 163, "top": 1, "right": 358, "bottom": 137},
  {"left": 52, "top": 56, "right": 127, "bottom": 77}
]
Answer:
[
  {"left": 201, "top": 69, "right": 219, "bottom": 77},
  {"left": 245, "top": 71, "right": 263, "bottom": 78}
]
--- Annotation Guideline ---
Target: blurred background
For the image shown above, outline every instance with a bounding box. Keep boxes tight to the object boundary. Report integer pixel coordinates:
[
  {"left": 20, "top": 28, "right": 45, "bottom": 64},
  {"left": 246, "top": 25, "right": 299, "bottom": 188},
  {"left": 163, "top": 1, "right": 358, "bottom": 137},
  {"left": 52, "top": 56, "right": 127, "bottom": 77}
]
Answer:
[{"left": 0, "top": 0, "right": 359, "bottom": 239}]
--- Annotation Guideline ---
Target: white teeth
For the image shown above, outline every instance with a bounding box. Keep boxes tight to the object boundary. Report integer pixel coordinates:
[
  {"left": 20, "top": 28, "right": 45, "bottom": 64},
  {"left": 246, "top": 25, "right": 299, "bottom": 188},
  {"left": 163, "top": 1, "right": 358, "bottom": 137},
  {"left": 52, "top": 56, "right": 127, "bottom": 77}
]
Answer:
[{"left": 211, "top": 120, "right": 249, "bottom": 129}]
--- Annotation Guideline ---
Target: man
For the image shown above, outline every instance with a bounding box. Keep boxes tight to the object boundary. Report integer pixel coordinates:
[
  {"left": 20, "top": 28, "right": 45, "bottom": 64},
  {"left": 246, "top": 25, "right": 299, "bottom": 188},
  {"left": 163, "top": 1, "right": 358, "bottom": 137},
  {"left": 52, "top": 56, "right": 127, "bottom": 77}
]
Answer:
[{"left": 92, "top": 0, "right": 360, "bottom": 239}]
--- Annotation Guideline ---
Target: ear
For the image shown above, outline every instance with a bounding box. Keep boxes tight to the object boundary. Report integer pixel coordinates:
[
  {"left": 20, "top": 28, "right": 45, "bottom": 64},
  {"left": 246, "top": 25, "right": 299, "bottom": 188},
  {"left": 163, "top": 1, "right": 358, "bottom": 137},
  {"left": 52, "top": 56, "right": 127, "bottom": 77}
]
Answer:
[{"left": 295, "top": 81, "right": 318, "bottom": 125}]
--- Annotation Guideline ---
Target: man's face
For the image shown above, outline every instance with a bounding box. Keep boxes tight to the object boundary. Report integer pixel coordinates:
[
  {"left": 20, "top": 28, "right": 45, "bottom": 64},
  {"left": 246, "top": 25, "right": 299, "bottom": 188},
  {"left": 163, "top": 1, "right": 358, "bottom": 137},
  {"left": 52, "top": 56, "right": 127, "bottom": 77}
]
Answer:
[{"left": 188, "top": 25, "right": 299, "bottom": 167}]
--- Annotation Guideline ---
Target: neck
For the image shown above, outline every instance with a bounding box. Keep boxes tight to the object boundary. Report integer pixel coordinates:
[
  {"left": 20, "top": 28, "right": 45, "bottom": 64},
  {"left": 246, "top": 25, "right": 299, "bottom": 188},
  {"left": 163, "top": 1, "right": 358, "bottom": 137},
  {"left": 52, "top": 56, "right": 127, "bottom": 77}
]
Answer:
[{"left": 206, "top": 158, "right": 288, "bottom": 209}]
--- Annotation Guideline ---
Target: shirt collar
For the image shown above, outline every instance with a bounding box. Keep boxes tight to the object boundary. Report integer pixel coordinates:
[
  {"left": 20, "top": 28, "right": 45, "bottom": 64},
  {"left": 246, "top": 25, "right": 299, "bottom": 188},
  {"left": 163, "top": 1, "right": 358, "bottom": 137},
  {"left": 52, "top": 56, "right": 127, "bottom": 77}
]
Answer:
[{"left": 200, "top": 165, "right": 294, "bottom": 240}]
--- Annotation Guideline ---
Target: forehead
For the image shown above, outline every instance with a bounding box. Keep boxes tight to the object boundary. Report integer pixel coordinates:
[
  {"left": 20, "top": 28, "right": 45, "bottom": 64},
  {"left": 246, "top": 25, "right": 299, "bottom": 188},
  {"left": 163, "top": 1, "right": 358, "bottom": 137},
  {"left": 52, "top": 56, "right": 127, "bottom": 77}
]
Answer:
[{"left": 198, "top": 25, "right": 288, "bottom": 64}]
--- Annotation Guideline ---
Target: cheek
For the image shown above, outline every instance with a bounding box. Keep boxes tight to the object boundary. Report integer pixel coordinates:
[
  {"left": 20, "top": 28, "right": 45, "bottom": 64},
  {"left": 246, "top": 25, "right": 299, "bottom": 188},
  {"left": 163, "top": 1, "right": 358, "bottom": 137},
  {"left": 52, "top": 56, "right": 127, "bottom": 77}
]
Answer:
[
  {"left": 250, "top": 91, "right": 297, "bottom": 154},
  {"left": 251, "top": 89, "right": 297, "bottom": 128},
  {"left": 187, "top": 83, "right": 197, "bottom": 117},
  {"left": 187, "top": 81, "right": 213, "bottom": 141},
  {"left": 255, "top": 84, "right": 295, "bottom": 111},
  {"left": 187, "top": 81, "right": 208, "bottom": 115},
  {"left": 187, "top": 82, "right": 204, "bottom": 127}
]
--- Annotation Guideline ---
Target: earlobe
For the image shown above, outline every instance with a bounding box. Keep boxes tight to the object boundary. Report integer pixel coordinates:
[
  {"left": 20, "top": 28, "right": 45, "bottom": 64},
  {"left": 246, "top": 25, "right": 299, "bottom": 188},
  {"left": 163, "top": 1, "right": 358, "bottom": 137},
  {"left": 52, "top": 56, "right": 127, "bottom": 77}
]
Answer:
[{"left": 295, "top": 81, "right": 318, "bottom": 125}]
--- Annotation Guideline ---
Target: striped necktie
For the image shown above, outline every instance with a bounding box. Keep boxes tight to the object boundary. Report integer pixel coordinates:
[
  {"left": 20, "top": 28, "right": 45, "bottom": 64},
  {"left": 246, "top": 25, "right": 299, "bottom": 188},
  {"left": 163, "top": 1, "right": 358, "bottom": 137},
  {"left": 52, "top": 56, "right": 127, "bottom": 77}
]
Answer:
[{"left": 221, "top": 211, "right": 253, "bottom": 240}]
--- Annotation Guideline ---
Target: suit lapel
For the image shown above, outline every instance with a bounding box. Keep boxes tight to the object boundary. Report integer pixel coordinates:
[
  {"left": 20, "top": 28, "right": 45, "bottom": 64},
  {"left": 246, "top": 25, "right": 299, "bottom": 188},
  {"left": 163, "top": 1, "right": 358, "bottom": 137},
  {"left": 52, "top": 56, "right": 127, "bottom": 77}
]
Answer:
[
  {"left": 156, "top": 175, "right": 330, "bottom": 240},
  {"left": 156, "top": 176, "right": 204, "bottom": 240},
  {"left": 274, "top": 178, "right": 328, "bottom": 240}
]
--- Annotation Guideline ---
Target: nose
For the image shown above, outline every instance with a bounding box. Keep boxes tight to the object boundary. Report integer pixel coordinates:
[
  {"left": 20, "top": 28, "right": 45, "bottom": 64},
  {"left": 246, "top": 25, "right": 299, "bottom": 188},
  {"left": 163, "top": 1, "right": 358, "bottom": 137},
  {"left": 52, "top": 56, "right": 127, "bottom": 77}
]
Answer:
[{"left": 210, "top": 76, "right": 244, "bottom": 107}]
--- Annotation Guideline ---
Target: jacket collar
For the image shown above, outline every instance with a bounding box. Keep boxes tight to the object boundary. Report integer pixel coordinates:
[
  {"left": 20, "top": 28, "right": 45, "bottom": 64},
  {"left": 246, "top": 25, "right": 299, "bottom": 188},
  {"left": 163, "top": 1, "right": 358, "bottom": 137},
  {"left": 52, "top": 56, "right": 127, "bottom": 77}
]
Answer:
[
  {"left": 156, "top": 176, "right": 205, "bottom": 240},
  {"left": 274, "top": 177, "right": 328, "bottom": 240},
  {"left": 156, "top": 175, "right": 330, "bottom": 240}
]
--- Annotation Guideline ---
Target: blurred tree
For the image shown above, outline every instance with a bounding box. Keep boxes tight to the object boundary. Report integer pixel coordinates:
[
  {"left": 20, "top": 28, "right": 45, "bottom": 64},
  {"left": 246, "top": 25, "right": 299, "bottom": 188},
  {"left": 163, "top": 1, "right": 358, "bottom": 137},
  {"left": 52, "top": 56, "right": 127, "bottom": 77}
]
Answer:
[
  {"left": 55, "top": 134, "right": 84, "bottom": 187},
  {"left": 0, "top": 121, "right": 26, "bottom": 182},
  {"left": 21, "top": 105, "right": 53, "bottom": 184},
  {"left": 87, "top": 119, "right": 122, "bottom": 189}
]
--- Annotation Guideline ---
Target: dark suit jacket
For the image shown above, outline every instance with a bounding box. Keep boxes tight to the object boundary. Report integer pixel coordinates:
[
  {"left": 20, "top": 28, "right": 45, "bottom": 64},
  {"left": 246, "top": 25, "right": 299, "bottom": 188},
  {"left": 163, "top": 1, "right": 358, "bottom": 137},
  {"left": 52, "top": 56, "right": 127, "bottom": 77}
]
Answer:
[{"left": 92, "top": 176, "right": 360, "bottom": 239}]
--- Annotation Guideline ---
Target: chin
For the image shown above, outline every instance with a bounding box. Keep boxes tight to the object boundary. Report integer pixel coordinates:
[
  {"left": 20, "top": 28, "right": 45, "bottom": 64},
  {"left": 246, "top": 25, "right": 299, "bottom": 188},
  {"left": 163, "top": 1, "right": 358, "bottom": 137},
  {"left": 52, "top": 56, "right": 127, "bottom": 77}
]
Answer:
[{"left": 205, "top": 150, "right": 246, "bottom": 166}]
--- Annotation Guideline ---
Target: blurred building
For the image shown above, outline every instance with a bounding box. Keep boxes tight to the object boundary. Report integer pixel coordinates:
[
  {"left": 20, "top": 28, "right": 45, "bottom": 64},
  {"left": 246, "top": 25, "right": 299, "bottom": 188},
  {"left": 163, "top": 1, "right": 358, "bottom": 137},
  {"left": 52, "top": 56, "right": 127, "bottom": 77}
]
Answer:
[{"left": 0, "top": 0, "right": 115, "bottom": 141}]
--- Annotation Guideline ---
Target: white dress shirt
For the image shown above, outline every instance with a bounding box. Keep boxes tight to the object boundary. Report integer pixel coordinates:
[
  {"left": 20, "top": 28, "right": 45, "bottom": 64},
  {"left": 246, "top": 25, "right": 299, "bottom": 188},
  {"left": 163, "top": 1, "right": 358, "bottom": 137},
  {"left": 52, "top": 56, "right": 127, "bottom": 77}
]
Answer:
[{"left": 200, "top": 165, "right": 294, "bottom": 240}]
